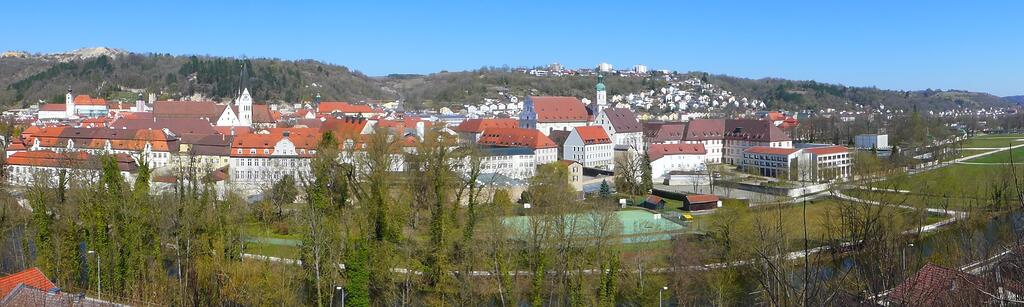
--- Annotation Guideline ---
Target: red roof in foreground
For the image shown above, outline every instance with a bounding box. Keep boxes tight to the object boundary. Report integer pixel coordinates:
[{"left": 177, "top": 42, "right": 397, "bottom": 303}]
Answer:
[
  {"left": 455, "top": 118, "right": 518, "bottom": 133},
  {"left": 0, "top": 267, "right": 55, "bottom": 298},
  {"left": 744, "top": 146, "right": 799, "bottom": 155},
  {"left": 885, "top": 263, "right": 1016, "bottom": 306},
  {"left": 574, "top": 126, "right": 611, "bottom": 145},
  {"left": 804, "top": 146, "right": 848, "bottom": 155},
  {"left": 478, "top": 127, "right": 557, "bottom": 149},
  {"left": 647, "top": 143, "right": 707, "bottom": 161},
  {"left": 684, "top": 194, "right": 719, "bottom": 204}
]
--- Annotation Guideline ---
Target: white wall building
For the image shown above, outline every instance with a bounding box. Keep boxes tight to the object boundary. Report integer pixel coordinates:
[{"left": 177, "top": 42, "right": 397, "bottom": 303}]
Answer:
[
  {"left": 563, "top": 126, "right": 614, "bottom": 169},
  {"left": 648, "top": 143, "right": 707, "bottom": 179}
]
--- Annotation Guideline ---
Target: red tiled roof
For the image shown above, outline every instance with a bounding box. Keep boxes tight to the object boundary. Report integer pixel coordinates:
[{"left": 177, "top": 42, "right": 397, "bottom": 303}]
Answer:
[
  {"left": 0, "top": 267, "right": 55, "bottom": 298},
  {"left": 574, "top": 126, "right": 611, "bottom": 145},
  {"left": 645, "top": 122, "right": 686, "bottom": 143},
  {"left": 684, "top": 194, "right": 719, "bottom": 204},
  {"left": 73, "top": 95, "right": 106, "bottom": 106},
  {"left": 39, "top": 104, "right": 66, "bottom": 112},
  {"left": 153, "top": 101, "right": 225, "bottom": 122},
  {"left": 887, "top": 263, "right": 990, "bottom": 305},
  {"left": 214, "top": 126, "right": 251, "bottom": 136},
  {"left": 530, "top": 96, "right": 588, "bottom": 123},
  {"left": 647, "top": 143, "right": 707, "bottom": 161},
  {"left": 725, "top": 119, "right": 791, "bottom": 142},
  {"left": 645, "top": 195, "right": 664, "bottom": 204},
  {"left": 682, "top": 119, "right": 725, "bottom": 141},
  {"left": 317, "top": 102, "right": 374, "bottom": 115},
  {"left": 230, "top": 129, "right": 320, "bottom": 158},
  {"left": 321, "top": 117, "right": 368, "bottom": 138},
  {"left": 478, "top": 127, "right": 557, "bottom": 149},
  {"left": 455, "top": 118, "right": 518, "bottom": 133},
  {"left": 744, "top": 146, "right": 799, "bottom": 155},
  {"left": 6, "top": 151, "right": 137, "bottom": 172},
  {"left": 29, "top": 127, "right": 179, "bottom": 152},
  {"left": 804, "top": 146, "right": 848, "bottom": 155}
]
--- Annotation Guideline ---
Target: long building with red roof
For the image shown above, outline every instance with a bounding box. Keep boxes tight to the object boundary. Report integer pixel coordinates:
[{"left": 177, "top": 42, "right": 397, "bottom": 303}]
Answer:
[
  {"left": 23, "top": 126, "right": 180, "bottom": 169},
  {"left": 455, "top": 118, "right": 519, "bottom": 144},
  {"left": 518, "top": 96, "right": 590, "bottom": 136},
  {"left": 5, "top": 150, "right": 138, "bottom": 186},
  {"left": 477, "top": 127, "right": 558, "bottom": 164}
]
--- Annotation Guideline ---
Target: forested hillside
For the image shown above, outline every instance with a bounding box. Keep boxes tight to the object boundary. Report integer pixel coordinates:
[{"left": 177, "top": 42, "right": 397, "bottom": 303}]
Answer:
[
  {"left": 0, "top": 51, "right": 388, "bottom": 108},
  {"left": 0, "top": 49, "right": 1015, "bottom": 111}
]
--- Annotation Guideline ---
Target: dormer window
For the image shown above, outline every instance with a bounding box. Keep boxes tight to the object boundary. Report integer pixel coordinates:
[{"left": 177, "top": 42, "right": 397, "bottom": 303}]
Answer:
[{"left": 250, "top": 149, "right": 256, "bottom": 154}]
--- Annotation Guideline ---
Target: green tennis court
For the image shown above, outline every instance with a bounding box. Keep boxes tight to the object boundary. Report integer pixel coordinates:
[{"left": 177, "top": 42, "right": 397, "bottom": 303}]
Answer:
[{"left": 504, "top": 210, "right": 686, "bottom": 243}]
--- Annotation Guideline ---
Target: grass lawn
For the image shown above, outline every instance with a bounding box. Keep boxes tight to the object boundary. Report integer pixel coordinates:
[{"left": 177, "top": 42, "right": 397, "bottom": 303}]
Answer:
[
  {"left": 966, "top": 147, "right": 1024, "bottom": 163},
  {"left": 872, "top": 163, "right": 1024, "bottom": 195},
  {"left": 960, "top": 136, "right": 1024, "bottom": 148},
  {"left": 692, "top": 198, "right": 938, "bottom": 250},
  {"left": 844, "top": 189, "right": 998, "bottom": 213},
  {"left": 241, "top": 222, "right": 301, "bottom": 240},
  {"left": 243, "top": 242, "right": 300, "bottom": 259}
]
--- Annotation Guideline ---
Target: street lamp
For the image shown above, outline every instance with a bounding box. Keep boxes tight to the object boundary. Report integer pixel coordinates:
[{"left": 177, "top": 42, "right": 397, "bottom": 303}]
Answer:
[
  {"left": 338, "top": 286, "right": 346, "bottom": 307},
  {"left": 87, "top": 250, "right": 100, "bottom": 301},
  {"left": 659, "top": 286, "right": 668, "bottom": 307}
]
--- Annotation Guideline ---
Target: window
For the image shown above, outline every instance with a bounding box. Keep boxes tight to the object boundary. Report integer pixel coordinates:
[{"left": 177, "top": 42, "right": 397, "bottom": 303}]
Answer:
[
  {"left": 250, "top": 149, "right": 256, "bottom": 154},
  {"left": 237, "top": 149, "right": 242, "bottom": 154}
]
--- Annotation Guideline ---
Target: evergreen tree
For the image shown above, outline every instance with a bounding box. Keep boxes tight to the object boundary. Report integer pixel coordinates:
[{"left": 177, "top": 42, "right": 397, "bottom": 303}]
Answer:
[{"left": 600, "top": 179, "right": 612, "bottom": 198}]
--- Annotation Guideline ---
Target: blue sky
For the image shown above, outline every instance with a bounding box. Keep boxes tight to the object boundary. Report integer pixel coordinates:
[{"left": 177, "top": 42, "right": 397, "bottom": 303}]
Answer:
[{"left": 1, "top": 1, "right": 1022, "bottom": 96}]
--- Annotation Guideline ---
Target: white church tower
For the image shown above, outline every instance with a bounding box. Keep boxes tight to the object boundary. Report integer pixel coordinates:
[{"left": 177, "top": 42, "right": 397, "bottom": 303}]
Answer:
[
  {"left": 237, "top": 88, "right": 253, "bottom": 127},
  {"left": 595, "top": 74, "right": 608, "bottom": 113},
  {"left": 64, "top": 88, "right": 75, "bottom": 119}
]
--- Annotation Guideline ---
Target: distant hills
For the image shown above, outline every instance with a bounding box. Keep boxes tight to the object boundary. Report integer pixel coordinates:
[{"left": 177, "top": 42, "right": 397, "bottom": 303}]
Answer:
[
  {"left": 1004, "top": 95, "right": 1024, "bottom": 104},
  {"left": 0, "top": 47, "right": 1018, "bottom": 112}
]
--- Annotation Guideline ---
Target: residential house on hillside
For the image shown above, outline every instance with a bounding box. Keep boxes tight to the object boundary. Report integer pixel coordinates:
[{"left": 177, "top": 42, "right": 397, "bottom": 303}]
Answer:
[
  {"left": 563, "top": 126, "right": 614, "bottom": 169},
  {"left": 518, "top": 96, "right": 589, "bottom": 135}
]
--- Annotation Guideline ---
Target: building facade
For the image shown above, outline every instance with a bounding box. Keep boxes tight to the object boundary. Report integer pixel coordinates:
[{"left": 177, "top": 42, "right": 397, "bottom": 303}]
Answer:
[
  {"left": 563, "top": 126, "right": 614, "bottom": 169},
  {"left": 518, "top": 96, "right": 589, "bottom": 135}
]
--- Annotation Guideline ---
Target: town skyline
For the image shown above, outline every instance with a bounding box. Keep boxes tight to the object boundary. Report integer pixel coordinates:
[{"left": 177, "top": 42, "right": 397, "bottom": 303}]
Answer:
[{"left": 2, "top": 1, "right": 1022, "bottom": 96}]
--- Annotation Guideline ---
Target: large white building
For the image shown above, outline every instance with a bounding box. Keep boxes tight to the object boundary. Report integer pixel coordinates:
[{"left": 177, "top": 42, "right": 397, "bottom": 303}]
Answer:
[
  {"left": 477, "top": 127, "right": 559, "bottom": 165},
  {"left": 648, "top": 143, "right": 707, "bottom": 179},
  {"left": 518, "top": 96, "right": 590, "bottom": 135},
  {"left": 855, "top": 134, "right": 890, "bottom": 150},
  {"left": 741, "top": 145, "right": 851, "bottom": 182},
  {"left": 563, "top": 126, "right": 614, "bottom": 169},
  {"left": 229, "top": 129, "right": 318, "bottom": 192},
  {"left": 37, "top": 89, "right": 110, "bottom": 120},
  {"left": 479, "top": 147, "right": 538, "bottom": 180}
]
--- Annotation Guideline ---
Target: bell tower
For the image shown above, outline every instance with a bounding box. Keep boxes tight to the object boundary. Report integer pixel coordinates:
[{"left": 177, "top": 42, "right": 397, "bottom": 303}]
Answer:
[{"left": 65, "top": 88, "right": 75, "bottom": 118}]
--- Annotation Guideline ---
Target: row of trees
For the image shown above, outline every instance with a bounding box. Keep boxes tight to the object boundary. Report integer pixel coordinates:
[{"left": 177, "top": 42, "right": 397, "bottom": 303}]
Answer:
[{"left": 4, "top": 124, "right": 1024, "bottom": 305}]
